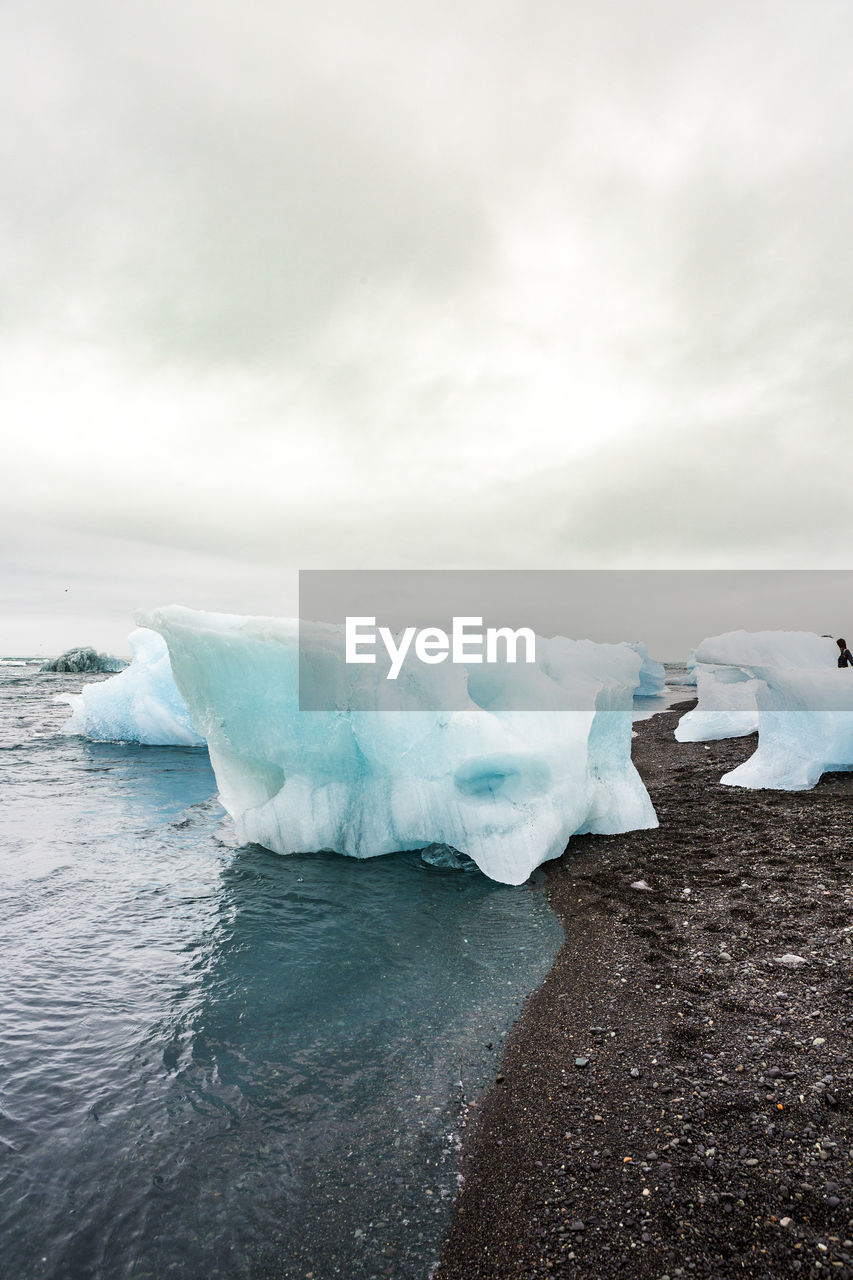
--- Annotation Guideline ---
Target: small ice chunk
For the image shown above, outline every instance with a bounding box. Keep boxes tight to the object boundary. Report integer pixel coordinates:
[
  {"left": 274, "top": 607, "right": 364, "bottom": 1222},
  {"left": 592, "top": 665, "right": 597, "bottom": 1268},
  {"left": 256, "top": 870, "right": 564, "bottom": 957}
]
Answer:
[
  {"left": 629, "top": 643, "right": 667, "bottom": 698},
  {"left": 60, "top": 628, "right": 204, "bottom": 746},
  {"left": 42, "top": 647, "right": 125, "bottom": 674}
]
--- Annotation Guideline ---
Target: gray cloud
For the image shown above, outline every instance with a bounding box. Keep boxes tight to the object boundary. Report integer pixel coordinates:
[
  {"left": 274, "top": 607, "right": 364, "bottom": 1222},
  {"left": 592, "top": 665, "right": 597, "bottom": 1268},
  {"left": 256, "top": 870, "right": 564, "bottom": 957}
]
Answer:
[{"left": 2, "top": 0, "right": 853, "bottom": 651}]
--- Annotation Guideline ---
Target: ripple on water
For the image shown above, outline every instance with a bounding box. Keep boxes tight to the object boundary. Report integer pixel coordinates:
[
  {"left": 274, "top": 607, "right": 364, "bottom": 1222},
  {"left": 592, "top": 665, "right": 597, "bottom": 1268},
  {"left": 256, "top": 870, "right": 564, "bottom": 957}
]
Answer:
[{"left": 0, "top": 667, "right": 563, "bottom": 1279}]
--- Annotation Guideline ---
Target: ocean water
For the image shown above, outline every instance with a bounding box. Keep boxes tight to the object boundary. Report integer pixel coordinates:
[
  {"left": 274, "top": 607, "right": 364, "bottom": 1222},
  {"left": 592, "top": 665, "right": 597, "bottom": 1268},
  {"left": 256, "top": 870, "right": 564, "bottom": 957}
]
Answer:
[{"left": 0, "top": 666, "right": 564, "bottom": 1280}]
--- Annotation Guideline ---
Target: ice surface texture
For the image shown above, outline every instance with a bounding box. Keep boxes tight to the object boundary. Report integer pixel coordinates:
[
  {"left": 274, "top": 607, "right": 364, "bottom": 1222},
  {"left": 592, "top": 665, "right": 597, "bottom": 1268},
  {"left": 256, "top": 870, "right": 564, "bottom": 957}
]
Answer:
[
  {"left": 675, "top": 664, "right": 761, "bottom": 741},
  {"left": 722, "top": 669, "right": 853, "bottom": 790},
  {"left": 60, "top": 629, "right": 204, "bottom": 746},
  {"left": 41, "top": 647, "right": 126, "bottom": 674},
  {"left": 629, "top": 643, "right": 667, "bottom": 697},
  {"left": 138, "top": 607, "right": 657, "bottom": 885}
]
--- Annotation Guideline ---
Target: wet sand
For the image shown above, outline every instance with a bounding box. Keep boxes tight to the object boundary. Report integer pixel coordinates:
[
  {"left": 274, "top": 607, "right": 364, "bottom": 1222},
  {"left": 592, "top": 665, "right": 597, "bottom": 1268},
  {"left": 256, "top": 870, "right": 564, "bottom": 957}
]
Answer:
[{"left": 436, "top": 701, "right": 853, "bottom": 1279}]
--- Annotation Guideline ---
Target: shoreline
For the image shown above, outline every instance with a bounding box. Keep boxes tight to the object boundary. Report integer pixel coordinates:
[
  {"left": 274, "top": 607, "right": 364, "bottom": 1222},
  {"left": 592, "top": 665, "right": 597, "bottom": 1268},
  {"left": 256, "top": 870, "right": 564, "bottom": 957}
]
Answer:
[{"left": 436, "top": 701, "right": 853, "bottom": 1279}]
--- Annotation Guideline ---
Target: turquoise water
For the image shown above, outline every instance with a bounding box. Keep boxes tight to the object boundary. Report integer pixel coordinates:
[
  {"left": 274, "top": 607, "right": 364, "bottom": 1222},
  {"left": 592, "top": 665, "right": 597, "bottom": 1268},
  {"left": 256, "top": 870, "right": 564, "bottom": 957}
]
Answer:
[{"left": 0, "top": 666, "right": 563, "bottom": 1279}]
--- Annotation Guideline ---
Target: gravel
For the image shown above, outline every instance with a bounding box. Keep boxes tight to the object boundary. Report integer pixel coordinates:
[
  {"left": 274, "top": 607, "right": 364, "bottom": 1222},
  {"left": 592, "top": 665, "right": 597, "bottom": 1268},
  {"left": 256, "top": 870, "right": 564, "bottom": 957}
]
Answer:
[{"left": 436, "top": 701, "right": 853, "bottom": 1280}]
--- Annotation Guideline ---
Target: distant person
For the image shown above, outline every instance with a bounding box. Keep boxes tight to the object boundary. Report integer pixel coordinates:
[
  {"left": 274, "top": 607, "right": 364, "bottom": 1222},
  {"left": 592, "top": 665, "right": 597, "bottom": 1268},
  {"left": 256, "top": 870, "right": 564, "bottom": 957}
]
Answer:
[{"left": 837, "top": 638, "right": 853, "bottom": 668}]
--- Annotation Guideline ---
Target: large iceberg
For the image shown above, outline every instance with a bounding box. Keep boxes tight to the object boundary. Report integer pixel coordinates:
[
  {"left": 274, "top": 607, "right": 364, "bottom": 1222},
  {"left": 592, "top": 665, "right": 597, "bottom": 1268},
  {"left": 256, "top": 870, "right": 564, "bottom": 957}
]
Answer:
[
  {"left": 722, "top": 669, "right": 853, "bottom": 790},
  {"left": 137, "top": 606, "right": 657, "bottom": 885},
  {"left": 670, "top": 630, "right": 853, "bottom": 790},
  {"left": 674, "top": 631, "right": 838, "bottom": 743},
  {"left": 60, "top": 628, "right": 204, "bottom": 746}
]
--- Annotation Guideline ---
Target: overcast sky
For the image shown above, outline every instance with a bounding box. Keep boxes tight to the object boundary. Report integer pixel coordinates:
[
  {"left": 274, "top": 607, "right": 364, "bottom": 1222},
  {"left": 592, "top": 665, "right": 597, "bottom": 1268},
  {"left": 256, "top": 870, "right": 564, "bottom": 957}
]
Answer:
[{"left": 3, "top": 0, "right": 852, "bottom": 654}]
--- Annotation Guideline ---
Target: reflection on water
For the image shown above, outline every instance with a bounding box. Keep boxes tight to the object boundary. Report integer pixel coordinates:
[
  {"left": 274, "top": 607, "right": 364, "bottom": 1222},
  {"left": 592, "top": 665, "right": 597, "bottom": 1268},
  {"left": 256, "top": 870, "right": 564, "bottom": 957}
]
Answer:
[{"left": 0, "top": 668, "right": 563, "bottom": 1279}]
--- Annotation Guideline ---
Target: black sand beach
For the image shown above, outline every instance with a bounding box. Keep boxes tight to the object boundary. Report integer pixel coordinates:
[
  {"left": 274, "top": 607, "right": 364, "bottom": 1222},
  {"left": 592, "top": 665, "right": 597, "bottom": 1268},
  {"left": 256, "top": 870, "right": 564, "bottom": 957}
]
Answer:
[{"left": 436, "top": 701, "right": 853, "bottom": 1279}]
